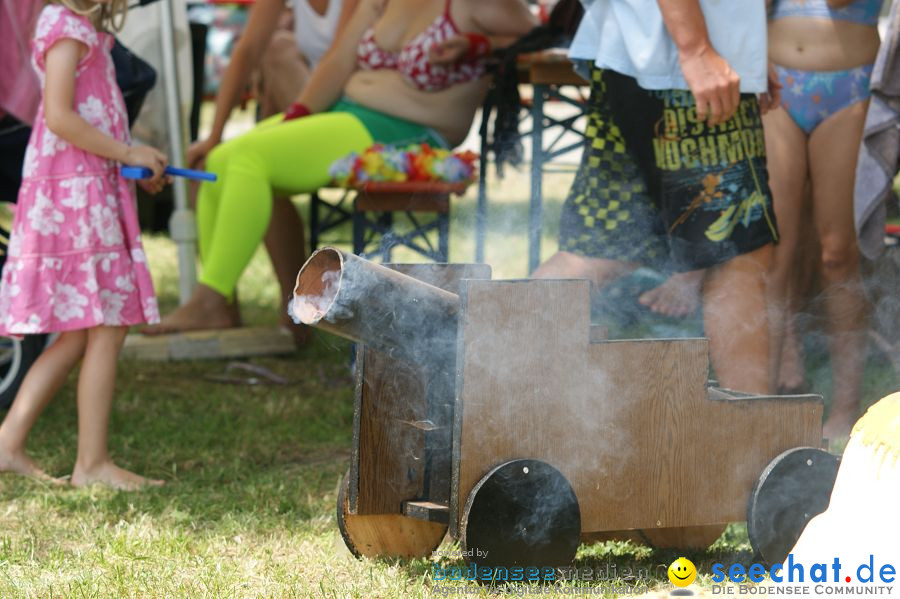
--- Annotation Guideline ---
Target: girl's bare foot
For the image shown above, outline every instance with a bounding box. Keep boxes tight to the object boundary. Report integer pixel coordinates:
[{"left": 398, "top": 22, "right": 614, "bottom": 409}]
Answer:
[
  {"left": 0, "top": 446, "right": 63, "bottom": 484},
  {"left": 71, "top": 461, "right": 164, "bottom": 491},
  {"left": 142, "top": 284, "right": 238, "bottom": 335},
  {"left": 638, "top": 270, "right": 704, "bottom": 318}
]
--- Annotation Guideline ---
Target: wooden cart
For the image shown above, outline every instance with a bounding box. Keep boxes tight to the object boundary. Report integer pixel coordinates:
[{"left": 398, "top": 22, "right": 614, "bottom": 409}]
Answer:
[{"left": 293, "top": 249, "right": 839, "bottom": 570}]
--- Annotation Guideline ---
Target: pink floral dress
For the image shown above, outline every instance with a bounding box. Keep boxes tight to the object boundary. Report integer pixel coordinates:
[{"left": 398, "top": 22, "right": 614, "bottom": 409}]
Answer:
[{"left": 0, "top": 5, "right": 159, "bottom": 335}]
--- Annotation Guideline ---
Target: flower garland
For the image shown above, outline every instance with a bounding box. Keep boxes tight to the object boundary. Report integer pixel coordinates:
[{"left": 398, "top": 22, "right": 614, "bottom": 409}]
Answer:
[{"left": 329, "top": 144, "right": 478, "bottom": 187}]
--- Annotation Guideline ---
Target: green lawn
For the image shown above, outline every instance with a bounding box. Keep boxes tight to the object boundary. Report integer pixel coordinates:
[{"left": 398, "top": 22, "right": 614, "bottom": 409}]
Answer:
[{"left": 0, "top": 174, "right": 896, "bottom": 597}]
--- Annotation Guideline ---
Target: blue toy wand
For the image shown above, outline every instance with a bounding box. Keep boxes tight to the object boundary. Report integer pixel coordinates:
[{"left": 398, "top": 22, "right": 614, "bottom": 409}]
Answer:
[{"left": 121, "top": 165, "right": 217, "bottom": 182}]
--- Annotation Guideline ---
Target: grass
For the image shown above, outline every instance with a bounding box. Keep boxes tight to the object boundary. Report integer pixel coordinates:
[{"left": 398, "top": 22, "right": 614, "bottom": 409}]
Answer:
[{"left": 1, "top": 165, "right": 897, "bottom": 597}]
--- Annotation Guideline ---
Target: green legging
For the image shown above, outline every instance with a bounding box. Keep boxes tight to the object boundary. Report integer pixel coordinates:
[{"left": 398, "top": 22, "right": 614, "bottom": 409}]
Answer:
[{"left": 198, "top": 99, "right": 446, "bottom": 298}]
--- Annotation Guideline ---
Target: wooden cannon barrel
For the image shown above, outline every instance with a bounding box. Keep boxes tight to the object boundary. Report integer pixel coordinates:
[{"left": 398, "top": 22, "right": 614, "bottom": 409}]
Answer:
[{"left": 291, "top": 247, "right": 460, "bottom": 367}]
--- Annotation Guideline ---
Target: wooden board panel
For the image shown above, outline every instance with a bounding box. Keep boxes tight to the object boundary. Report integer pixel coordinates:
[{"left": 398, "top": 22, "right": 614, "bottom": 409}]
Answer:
[
  {"left": 353, "top": 264, "right": 491, "bottom": 516},
  {"left": 353, "top": 348, "right": 428, "bottom": 515},
  {"left": 579, "top": 338, "right": 709, "bottom": 531},
  {"left": 451, "top": 279, "right": 592, "bottom": 538},
  {"left": 121, "top": 326, "right": 295, "bottom": 361},
  {"left": 451, "top": 279, "right": 823, "bottom": 538}
]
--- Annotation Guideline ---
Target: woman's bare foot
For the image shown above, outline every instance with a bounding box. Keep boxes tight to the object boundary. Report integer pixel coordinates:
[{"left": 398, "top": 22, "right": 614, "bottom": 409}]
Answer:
[
  {"left": 142, "top": 284, "right": 239, "bottom": 335},
  {"left": 0, "top": 446, "right": 63, "bottom": 484},
  {"left": 71, "top": 460, "right": 164, "bottom": 491},
  {"left": 638, "top": 270, "right": 704, "bottom": 317}
]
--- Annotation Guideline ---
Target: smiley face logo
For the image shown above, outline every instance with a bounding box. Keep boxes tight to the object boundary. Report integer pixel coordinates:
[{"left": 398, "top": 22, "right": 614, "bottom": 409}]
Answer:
[{"left": 668, "top": 557, "right": 697, "bottom": 587}]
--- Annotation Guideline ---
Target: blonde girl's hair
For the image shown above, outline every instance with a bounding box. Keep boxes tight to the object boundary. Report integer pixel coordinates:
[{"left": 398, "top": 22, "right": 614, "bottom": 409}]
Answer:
[{"left": 47, "top": 0, "right": 128, "bottom": 32}]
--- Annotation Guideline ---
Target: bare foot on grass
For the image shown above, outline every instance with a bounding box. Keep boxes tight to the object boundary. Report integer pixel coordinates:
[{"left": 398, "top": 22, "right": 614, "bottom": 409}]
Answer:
[
  {"left": 142, "top": 284, "right": 238, "bottom": 335},
  {"left": 0, "top": 446, "right": 64, "bottom": 484},
  {"left": 638, "top": 270, "right": 704, "bottom": 318},
  {"left": 71, "top": 461, "right": 164, "bottom": 491}
]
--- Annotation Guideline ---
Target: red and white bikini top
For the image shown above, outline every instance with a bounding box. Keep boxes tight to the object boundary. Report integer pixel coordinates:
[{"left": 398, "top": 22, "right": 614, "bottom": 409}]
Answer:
[{"left": 356, "top": 0, "right": 486, "bottom": 92}]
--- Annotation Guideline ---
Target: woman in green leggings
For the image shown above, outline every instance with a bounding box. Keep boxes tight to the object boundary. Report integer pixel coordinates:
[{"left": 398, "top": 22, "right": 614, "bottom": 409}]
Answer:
[{"left": 146, "top": 0, "right": 535, "bottom": 335}]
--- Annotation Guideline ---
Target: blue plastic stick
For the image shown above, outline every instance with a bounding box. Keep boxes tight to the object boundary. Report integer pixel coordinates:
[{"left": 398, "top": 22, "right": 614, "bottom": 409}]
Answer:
[{"left": 121, "top": 165, "right": 217, "bottom": 182}]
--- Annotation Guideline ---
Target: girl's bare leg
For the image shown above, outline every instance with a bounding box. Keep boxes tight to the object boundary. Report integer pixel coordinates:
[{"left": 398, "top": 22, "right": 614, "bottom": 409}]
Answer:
[
  {"left": 762, "top": 107, "right": 810, "bottom": 394},
  {"left": 808, "top": 101, "right": 870, "bottom": 440},
  {"left": 70, "top": 326, "right": 163, "bottom": 490},
  {"left": 0, "top": 331, "right": 87, "bottom": 480},
  {"left": 778, "top": 215, "right": 817, "bottom": 392}
]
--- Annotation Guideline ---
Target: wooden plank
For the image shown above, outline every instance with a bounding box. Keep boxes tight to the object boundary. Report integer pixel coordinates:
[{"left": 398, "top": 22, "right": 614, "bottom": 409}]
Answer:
[
  {"left": 529, "top": 62, "right": 589, "bottom": 86},
  {"left": 403, "top": 500, "right": 450, "bottom": 524},
  {"left": 451, "top": 279, "right": 591, "bottom": 538},
  {"left": 354, "top": 349, "right": 428, "bottom": 514},
  {"left": 354, "top": 264, "right": 491, "bottom": 516},
  {"left": 451, "top": 279, "right": 823, "bottom": 538},
  {"left": 641, "top": 525, "right": 727, "bottom": 550},
  {"left": 120, "top": 326, "right": 295, "bottom": 361},
  {"left": 355, "top": 192, "right": 450, "bottom": 213}
]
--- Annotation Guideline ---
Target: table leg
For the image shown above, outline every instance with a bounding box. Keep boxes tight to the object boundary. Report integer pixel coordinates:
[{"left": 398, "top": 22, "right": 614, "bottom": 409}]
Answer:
[
  {"left": 529, "top": 85, "right": 546, "bottom": 274},
  {"left": 476, "top": 102, "right": 491, "bottom": 264}
]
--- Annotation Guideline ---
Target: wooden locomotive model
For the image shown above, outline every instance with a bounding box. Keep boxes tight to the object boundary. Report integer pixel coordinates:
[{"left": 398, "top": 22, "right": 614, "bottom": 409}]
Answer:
[{"left": 292, "top": 248, "right": 838, "bottom": 570}]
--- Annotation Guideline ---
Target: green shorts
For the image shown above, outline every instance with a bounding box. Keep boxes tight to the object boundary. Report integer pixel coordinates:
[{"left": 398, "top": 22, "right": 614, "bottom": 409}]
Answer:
[
  {"left": 559, "top": 68, "right": 778, "bottom": 271},
  {"left": 328, "top": 98, "right": 448, "bottom": 149}
]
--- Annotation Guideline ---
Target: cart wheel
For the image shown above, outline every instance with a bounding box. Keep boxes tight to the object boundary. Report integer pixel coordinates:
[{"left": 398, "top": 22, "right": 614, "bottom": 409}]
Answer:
[
  {"left": 461, "top": 459, "right": 580, "bottom": 571},
  {"left": 747, "top": 447, "right": 839, "bottom": 567},
  {"left": 640, "top": 525, "right": 727, "bottom": 550},
  {"left": 336, "top": 470, "right": 447, "bottom": 560}
]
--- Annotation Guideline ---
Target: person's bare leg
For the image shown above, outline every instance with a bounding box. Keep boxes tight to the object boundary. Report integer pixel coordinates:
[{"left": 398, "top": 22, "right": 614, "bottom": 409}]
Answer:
[
  {"left": 762, "top": 107, "right": 810, "bottom": 394},
  {"left": 0, "top": 331, "right": 86, "bottom": 481},
  {"left": 257, "top": 31, "right": 313, "bottom": 346},
  {"left": 779, "top": 313, "right": 806, "bottom": 392},
  {"left": 532, "top": 251, "right": 638, "bottom": 287},
  {"left": 142, "top": 283, "right": 238, "bottom": 335},
  {"left": 638, "top": 269, "right": 704, "bottom": 317},
  {"left": 704, "top": 244, "right": 774, "bottom": 394},
  {"left": 266, "top": 198, "right": 311, "bottom": 345},
  {"left": 70, "top": 326, "right": 163, "bottom": 490},
  {"left": 778, "top": 217, "right": 816, "bottom": 392},
  {"left": 808, "top": 101, "right": 870, "bottom": 440},
  {"left": 256, "top": 30, "right": 310, "bottom": 119}
]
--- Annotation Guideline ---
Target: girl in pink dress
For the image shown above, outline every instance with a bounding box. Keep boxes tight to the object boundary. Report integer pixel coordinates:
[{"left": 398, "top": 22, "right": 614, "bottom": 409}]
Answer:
[{"left": 0, "top": 0, "right": 168, "bottom": 489}]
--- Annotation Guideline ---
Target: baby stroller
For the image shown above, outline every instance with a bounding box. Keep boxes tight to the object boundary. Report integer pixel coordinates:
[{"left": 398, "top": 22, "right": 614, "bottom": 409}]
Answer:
[{"left": 1, "top": 7, "right": 159, "bottom": 409}]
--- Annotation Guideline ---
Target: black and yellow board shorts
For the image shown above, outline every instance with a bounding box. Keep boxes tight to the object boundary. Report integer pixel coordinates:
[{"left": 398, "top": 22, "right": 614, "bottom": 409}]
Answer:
[{"left": 559, "top": 67, "right": 779, "bottom": 271}]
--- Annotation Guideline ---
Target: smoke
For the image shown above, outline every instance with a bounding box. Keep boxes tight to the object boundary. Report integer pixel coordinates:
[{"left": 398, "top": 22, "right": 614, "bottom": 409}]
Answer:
[{"left": 288, "top": 269, "right": 340, "bottom": 325}]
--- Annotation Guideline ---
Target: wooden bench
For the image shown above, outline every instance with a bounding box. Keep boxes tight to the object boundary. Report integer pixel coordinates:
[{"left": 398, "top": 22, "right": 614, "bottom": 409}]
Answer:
[{"left": 309, "top": 181, "right": 471, "bottom": 263}]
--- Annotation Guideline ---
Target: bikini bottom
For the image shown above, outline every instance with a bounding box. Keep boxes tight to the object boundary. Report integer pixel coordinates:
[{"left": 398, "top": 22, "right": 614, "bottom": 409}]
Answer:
[{"left": 774, "top": 63, "right": 873, "bottom": 134}]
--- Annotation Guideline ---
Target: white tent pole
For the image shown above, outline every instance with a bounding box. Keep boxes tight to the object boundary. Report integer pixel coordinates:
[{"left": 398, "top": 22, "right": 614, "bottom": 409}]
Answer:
[{"left": 159, "top": 0, "right": 197, "bottom": 304}]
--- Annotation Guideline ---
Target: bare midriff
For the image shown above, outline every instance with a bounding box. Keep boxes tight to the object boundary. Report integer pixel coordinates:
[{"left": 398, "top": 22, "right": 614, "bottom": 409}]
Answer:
[
  {"left": 344, "top": 69, "right": 489, "bottom": 147},
  {"left": 769, "top": 18, "right": 880, "bottom": 70}
]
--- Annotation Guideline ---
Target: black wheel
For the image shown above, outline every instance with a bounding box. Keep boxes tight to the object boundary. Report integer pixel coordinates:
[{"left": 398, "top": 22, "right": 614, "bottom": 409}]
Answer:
[
  {"left": 1, "top": 334, "right": 48, "bottom": 409},
  {"left": 747, "top": 447, "right": 839, "bottom": 567},
  {"left": 461, "top": 459, "right": 580, "bottom": 572}
]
